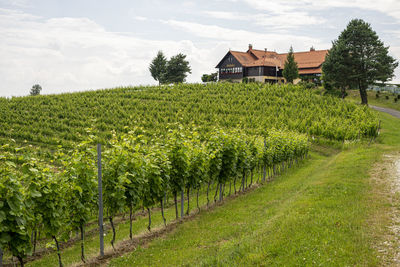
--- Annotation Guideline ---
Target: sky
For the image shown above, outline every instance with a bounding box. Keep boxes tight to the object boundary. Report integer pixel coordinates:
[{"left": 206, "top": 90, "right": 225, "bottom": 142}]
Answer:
[{"left": 0, "top": 0, "right": 400, "bottom": 97}]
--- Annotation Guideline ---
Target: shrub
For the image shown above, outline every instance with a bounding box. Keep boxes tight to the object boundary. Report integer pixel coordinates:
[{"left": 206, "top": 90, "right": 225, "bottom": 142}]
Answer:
[{"left": 298, "top": 81, "right": 315, "bottom": 89}]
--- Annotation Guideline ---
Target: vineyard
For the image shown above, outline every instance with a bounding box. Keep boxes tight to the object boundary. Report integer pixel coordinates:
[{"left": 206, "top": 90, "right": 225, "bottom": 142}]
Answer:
[
  {"left": 0, "top": 83, "right": 379, "bottom": 150},
  {"left": 0, "top": 83, "right": 381, "bottom": 266}
]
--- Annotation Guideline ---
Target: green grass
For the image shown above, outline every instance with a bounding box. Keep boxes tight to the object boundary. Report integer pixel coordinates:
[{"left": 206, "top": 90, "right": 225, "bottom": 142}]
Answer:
[
  {"left": 347, "top": 89, "right": 400, "bottom": 111},
  {"left": 107, "top": 111, "right": 400, "bottom": 266},
  {"left": 25, "top": 174, "right": 255, "bottom": 266},
  {"left": 23, "top": 109, "right": 400, "bottom": 266}
]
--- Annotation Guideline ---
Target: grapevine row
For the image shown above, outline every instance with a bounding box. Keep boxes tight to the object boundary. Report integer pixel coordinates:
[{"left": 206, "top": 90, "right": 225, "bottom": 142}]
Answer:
[
  {"left": 0, "top": 127, "right": 308, "bottom": 266},
  {"left": 0, "top": 84, "right": 379, "bottom": 152}
]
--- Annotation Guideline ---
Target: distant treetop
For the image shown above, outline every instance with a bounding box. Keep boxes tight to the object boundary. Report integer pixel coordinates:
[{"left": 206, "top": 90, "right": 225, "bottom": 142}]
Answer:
[{"left": 30, "top": 84, "right": 42, "bottom": 96}]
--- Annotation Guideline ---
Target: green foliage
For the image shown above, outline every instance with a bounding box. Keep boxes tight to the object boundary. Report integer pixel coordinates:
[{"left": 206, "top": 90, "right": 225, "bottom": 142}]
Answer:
[
  {"left": 103, "top": 134, "right": 129, "bottom": 218},
  {"left": 30, "top": 84, "right": 42, "bottom": 96},
  {"left": 166, "top": 127, "right": 189, "bottom": 194},
  {"left": 0, "top": 84, "right": 380, "bottom": 150},
  {"left": 0, "top": 160, "right": 31, "bottom": 261},
  {"left": 165, "top": 53, "right": 192, "bottom": 83},
  {"left": 32, "top": 168, "right": 67, "bottom": 238},
  {"left": 149, "top": 51, "right": 168, "bottom": 85},
  {"left": 149, "top": 52, "right": 191, "bottom": 84},
  {"left": 282, "top": 46, "right": 299, "bottom": 84},
  {"left": 298, "top": 81, "right": 316, "bottom": 89},
  {"left": 323, "top": 19, "right": 398, "bottom": 104},
  {"left": 63, "top": 141, "right": 97, "bottom": 229},
  {"left": 186, "top": 132, "right": 207, "bottom": 191},
  {"left": 201, "top": 72, "right": 218, "bottom": 83},
  {"left": 322, "top": 38, "right": 353, "bottom": 99}
]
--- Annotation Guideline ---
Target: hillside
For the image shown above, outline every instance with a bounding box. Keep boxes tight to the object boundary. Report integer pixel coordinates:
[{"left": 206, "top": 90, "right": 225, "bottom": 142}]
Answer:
[
  {"left": 0, "top": 84, "right": 379, "bottom": 151},
  {"left": 1, "top": 83, "right": 395, "bottom": 267}
]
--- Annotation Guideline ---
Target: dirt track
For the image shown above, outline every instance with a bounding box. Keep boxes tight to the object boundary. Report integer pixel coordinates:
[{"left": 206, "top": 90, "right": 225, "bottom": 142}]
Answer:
[{"left": 371, "top": 105, "right": 400, "bottom": 119}]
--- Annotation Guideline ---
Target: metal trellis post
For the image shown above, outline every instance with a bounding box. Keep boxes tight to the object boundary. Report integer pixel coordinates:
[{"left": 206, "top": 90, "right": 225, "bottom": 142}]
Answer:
[{"left": 97, "top": 144, "right": 104, "bottom": 257}]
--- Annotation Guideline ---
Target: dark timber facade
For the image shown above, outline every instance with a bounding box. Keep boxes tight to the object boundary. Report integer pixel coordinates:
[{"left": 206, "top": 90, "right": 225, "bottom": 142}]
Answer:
[{"left": 216, "top": 44, "right": 328, "bottom": 84}]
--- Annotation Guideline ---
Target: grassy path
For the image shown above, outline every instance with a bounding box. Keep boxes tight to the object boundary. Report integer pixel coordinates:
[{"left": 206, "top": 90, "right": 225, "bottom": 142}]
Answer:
[
  {"left": 108, "top": 147, "right": 377, "bottom": 266},
  {"left": 107, "top": 111, "right": 400, "bottom": 266},
  {"left": 24, "top": 110, "right": 400, "bottom": 267}
]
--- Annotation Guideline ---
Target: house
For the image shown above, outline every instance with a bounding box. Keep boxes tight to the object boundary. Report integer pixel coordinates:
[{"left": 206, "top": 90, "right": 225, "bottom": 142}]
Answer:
[{"left": 215, "top": 44, "right": 328, "bottom": 84}]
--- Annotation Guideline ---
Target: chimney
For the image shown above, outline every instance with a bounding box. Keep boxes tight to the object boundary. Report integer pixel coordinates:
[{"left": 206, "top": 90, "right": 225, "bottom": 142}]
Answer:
[{"left": 248, "top": 44, "right": 253, "bottom": 50}]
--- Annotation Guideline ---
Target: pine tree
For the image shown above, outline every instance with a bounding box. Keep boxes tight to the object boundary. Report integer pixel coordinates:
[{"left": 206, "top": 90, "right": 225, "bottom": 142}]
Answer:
[
  {"left": 323, "top": 19, "right": 398, "bottom": 105},
  {"left": 322, "top": 39, "right": 354, "bottom": 98},
  {"left": 149, "top": 51, "right": 168, "bottom": 85},
  {"left": 282, "top": 46, "right": 299, "bottom": 84}
]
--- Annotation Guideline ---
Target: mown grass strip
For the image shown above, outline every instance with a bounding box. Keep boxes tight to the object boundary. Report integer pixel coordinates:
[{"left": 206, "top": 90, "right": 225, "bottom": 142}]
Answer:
[{"left": 104, "top": 109, "right": 400, "bottom": 267}]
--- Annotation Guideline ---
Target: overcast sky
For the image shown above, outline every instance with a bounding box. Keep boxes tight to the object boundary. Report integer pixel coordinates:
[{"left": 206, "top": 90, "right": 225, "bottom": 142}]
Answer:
[{"left": 1, "top": 0, "right": 400, "bottom": 97}]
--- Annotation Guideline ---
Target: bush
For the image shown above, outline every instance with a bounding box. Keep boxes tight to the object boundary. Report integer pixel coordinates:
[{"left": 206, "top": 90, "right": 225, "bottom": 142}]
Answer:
[{"left": 298, "top": 81, "right": 316, "bottom": 89}]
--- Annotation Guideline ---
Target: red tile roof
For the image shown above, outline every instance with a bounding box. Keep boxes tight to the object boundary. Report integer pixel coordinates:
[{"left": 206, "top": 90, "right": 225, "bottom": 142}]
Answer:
[
  {"left": 298, "top": 67, "right": 323, "bottom": 75},
  {"left": 218, "top": 47, "right": 328, "bottom": 73}
]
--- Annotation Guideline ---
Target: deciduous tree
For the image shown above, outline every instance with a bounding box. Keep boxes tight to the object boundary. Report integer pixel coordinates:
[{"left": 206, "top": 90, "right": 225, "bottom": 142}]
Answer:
[{"left": 165, "top": 53, "right": 191, "bottom": 83}]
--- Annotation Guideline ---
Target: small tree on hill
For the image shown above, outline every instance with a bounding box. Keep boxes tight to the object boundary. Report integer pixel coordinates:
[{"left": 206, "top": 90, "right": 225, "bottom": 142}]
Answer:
[
  {"left": 30, "top": 84, "right": 42, "bottom": 96},
  {"left": 282, "top": 46, "right": 299, "bottom": 84},
  {"left": 165, "top": 53, "right": 191, "bottom": 83},
  {"left": 149, "top": 51, "right": 168, "bottom": 85},
  {"left": 323, "top": 19, "right": 398, "bottom": 105},
  {"left": 201, "top": 72, "right": 218, "bottom": 82}
]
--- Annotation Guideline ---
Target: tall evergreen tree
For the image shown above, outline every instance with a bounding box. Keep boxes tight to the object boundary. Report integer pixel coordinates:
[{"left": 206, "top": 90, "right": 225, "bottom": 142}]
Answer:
[
  {"left": 322, "top": 39, "right": 354, "bottom": 99},
  {"left": 149, "top": 51, "right": 168, "bottom": 85},
  {"left": 323, "top": 19, "right": 398, "bottom": 105},
  {"left": 282, "top": 46, "right": 299, "bottom": 84}
]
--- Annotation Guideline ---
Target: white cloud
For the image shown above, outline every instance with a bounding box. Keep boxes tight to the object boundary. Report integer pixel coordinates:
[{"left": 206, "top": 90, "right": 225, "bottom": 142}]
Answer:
[
  {"left": 243, "top": 0, "right": 400, "bottom": 22},
  {"left": 0, "top": 0, "right": 29, "bottom": 8},
  {"left": 389, "top": 46, "right": 400, "bottom": 83},
  {"left": 0, "top": 9, "right": 223, "bottom": 97},
  {"left": 162, "top": 19, "right": 327, "bottom": 51},
  {"left": 204, "top": 11, "right": 246, "bottom": 20},
  {"left": 204, "top": 10, "right": 324, "bottom": 29},
  {"left": 134, "top": 16, "right": 148, "bottom": 21}
]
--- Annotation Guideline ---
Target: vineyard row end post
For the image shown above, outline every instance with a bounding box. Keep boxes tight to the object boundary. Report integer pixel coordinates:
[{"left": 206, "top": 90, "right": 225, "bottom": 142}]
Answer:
[{"left": 97, "top": 143, "right": 104, "bottom": 257}]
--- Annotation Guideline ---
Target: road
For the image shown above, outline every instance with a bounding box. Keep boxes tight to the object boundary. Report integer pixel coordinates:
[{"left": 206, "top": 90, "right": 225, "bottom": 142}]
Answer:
[{"left": 371, "top": 105, "right": 400, "bottom": 119}]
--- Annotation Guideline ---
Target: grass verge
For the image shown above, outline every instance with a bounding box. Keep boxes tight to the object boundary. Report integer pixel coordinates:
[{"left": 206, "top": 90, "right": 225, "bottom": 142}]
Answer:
[
  {"left": 24, "top": 111, "right": 400, "bottom": 267},
  {"left": 107, "top": 111, "right": 400, "bottom": 266}
]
